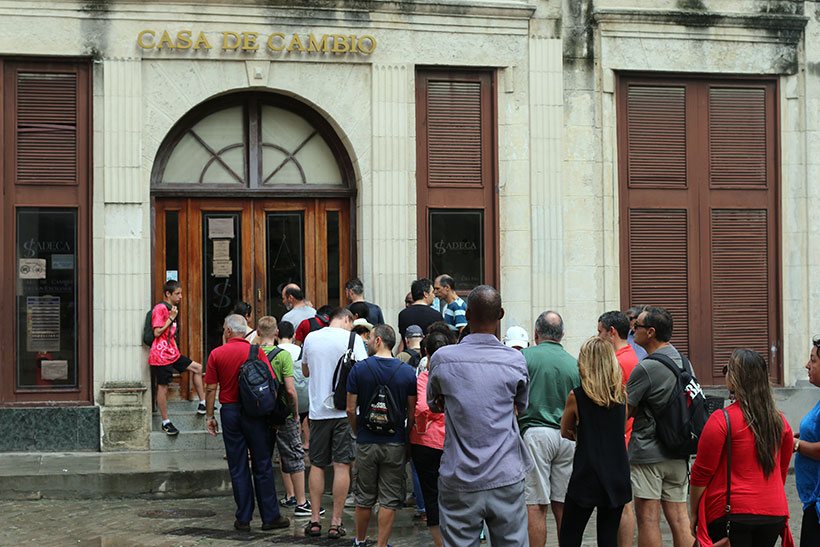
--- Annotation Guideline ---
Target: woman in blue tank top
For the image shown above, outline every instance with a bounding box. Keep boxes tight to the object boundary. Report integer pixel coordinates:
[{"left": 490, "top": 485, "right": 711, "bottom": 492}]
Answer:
[
  {"left": 559, "top": 337, "right": 631, "bottom": 547},
  {"left": 795, "top": 337, "right": 820, "bottom": 546}
]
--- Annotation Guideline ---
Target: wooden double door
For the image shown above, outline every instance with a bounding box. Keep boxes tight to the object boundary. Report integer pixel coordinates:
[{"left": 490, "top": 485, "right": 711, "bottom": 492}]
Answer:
[{"left": 154, "top": 198, "right": 350, "bottom": 378}]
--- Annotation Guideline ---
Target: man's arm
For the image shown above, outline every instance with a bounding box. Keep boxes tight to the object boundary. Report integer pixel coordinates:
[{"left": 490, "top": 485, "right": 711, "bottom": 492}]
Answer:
[
  {"left": 427, "top": 364, "right": 444, "bottom": 413},
  {"left": 205, "top": 383, "right": 219, "bottom": 436},
  {"left": 346, "top": 393, "right": 358, "bottom": 433},
  {"left": 625, "top": 363, "right": 648, "bottom": 419},
  {"left": 152, "top": 305, "right": 177, "bottom": 338},
  {"left": 560, "top": 391, "right": 578, "bottom": 441},
  {"left": 284, "top": 376, "right": 299, "bottom": 416},
  {"left": 406, "top": 395, "right": 417, "bottom": 434}
]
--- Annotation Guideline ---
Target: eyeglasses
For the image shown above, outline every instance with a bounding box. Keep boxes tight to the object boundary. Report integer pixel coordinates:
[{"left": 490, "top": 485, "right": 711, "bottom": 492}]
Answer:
[{"left": 633, "top": 324, "right": 651, "bottom": 330}]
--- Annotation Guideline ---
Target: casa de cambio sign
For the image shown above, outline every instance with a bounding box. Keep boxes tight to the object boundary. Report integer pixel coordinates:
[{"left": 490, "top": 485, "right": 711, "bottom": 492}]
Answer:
[{"left": 137, "top": 30, "right": 377, "bottom": 55}]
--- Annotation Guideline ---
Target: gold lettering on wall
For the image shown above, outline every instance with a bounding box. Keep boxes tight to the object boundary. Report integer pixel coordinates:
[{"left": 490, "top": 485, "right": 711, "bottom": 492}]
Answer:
[{"left": 136, "top": 30, "right": 378, "bottom": 56}]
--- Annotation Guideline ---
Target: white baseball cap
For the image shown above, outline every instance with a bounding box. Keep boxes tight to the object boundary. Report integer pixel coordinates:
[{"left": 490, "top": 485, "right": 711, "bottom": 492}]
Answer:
[{"left": 503, "top": 326, "right": 529, "bottom": 349}]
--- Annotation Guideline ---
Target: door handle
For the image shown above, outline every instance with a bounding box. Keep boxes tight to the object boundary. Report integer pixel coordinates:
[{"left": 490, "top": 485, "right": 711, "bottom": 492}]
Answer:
[{"left": 257, "top": 288, "right": 263, "bottom": 302}]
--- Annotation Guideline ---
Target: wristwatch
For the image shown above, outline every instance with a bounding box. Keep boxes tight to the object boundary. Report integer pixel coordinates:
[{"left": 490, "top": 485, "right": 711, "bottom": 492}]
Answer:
[{"left": 794, "top": 438, "right": 801, "bottom": 453}]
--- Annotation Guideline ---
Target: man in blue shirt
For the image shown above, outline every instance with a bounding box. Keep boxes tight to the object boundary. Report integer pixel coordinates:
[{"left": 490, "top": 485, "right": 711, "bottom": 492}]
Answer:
[
  {"left": 428, "top": 285, "right": 532, "bottom": 546},
  {"left": 346, "top": 324, "right": 417, "bottom": 547},
  {"left": 434, "top": 274, "right": 467, "bottom": 333}
]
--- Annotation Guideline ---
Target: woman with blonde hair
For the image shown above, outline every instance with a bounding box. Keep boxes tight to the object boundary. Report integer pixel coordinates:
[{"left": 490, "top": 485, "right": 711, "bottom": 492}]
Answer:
[
  {"left": 559, "top": 337, "right": 631, "bottom": 547},
  {"left": 689, "top": 349, "right": 794, "bottom": 546}
]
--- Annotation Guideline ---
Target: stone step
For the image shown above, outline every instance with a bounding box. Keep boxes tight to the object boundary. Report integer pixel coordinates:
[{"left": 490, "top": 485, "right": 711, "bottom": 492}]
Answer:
[
  {"left": 149, "top": 431, "right": 224, "bottom": 451},
  {"left": 151, "top": 412, "right": 212, "bottom": 431}
]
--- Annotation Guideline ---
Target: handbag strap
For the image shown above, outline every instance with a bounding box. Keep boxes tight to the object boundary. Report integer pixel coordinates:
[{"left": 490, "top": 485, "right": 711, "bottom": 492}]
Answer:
[{"left": 722, "top": 409, "right": 732, "bottom": 533}]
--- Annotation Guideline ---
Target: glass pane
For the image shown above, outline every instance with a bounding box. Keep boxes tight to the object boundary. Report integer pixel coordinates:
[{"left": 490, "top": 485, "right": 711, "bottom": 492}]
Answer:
[
  {"left": 202, "top": 213, "right": 242, "bottom": 360},
  {"left": 261, "top": 105, "right": 342, "bottom": 186},
  {"left": 163, "top": 106, "right": 246, "bottom": 184},
  {"left": 266, "top": 212, "right": 304, "bottom": 321},
  {"left": 429, "top": 209, "right": 484, "bottom": 292},
  {"left": 326, "top": 211, "right": 340, "bottom": 308},
  {"left": 164, "top": 211, "right": 179, "bottom": 280},
  {"left": 15, "top": 208, "right": 78, "bottom": 389}
]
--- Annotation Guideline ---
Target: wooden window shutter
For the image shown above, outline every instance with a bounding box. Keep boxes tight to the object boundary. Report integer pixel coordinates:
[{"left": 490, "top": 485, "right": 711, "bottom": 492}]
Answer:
[
  {"left": 14, "top": 70, "right": 79, "bottom": 185},
  {"left": 626, "top": 85, "right": 687, "bottom": 189},
  {"left": 627, "top": 209, "right": 690, "bottom": 357},
  {"left": 425, "top": 80, "right": 483, "bottom": 186},
  {"left": 708, "top": 87, "right": 767, "bottom": 188}
]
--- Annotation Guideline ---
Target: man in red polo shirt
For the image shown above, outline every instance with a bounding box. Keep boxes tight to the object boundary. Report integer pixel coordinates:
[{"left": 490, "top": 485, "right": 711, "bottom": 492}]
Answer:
[
  {"left": 204, "top": 314, "right": 289, "bottom": 533},
  {"left": 597, "top": 310, "right": 639, "bottom": 547}
]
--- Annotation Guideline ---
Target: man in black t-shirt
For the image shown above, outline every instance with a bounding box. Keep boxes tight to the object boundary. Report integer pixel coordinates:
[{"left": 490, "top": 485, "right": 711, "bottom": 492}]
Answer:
[{"left": 397, "top": 278, "right": 442, "bottom": 351}]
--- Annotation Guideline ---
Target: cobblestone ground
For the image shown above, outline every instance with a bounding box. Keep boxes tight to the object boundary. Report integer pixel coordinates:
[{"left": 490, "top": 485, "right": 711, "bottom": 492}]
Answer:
[{"left": 0, "top": 474, "right": 804, "bottom": 546}]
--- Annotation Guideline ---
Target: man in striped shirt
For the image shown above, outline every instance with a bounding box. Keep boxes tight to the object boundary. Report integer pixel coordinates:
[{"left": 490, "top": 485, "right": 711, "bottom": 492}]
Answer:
[{"left": 434, "top": 274, "right": 467, "bottom": 333}]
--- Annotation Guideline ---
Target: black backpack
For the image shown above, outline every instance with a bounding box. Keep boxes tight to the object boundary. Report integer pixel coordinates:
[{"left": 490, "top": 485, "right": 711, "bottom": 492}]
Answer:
[
  {"left": 266, "top": 347, "right": 293, "bottom": 426},
  {"left": 362, "top": 363, "right": 403, "bottom": 436},
  {"left": 142, "top": 302, "right": 173, "bottom": 347},
  {"left": 648, "top": 352, "right": 708, "bottom": 459},
  {"left": 307, "top": 313, "right": 330, "bottom": 334},
  {"left": 403, "top": 348, "right": 422, "bottom": 369},
  {"left": 331, "top": 332, "right": 358, "bottom": 411},
  {"left": 238, "top": 344, "right": 280, "bottom": 418}
]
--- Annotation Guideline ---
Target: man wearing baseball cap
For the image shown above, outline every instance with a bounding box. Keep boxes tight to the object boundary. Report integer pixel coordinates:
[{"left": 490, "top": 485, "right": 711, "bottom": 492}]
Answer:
[{"left": 503, "top": 326, "right": 530, "bottom": 351}]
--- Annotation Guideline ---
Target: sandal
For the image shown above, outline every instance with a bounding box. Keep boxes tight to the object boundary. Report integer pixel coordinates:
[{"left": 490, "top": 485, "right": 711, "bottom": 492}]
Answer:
[
  {"left": 304, "top": 521, "right": 321, "bottom": 537},
  {"left": 327, "top": 524, "right": 346, "bottom": 539}
]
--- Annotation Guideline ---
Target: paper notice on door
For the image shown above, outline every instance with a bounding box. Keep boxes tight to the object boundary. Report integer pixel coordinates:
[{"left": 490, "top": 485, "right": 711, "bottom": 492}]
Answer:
[
  {"left": 19, "top": 258, "right": 47, "bottom": 279},
  {"left": 26, "top": 296, "right": 61, "bottom": 352},
  {"left": 208, "top": 218, "right": 234, "bottom": 239},
  {"left": 212, "top": 260, "right": 232, "bottom": 278},
  {"left": 213, "top": 240, "right": 230, "bottom": 261},
  {"left": 41, "top": 360, "right": 69, "bottom": 381}
]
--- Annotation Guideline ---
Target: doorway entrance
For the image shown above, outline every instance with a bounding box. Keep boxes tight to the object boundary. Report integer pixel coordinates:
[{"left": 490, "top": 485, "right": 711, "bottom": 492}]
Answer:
[{"left": 154, "top": 197, "right": 350, "bottom": 369}]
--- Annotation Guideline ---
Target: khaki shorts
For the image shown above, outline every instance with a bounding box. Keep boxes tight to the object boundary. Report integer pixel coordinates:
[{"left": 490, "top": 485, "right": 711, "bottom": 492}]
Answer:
[
  {"left": 523, "top": 427, "right": 575, "bottom": 505},
  {"left": 355, "top": 443, "right": 406, "bottom": 510},
  {"left": 631, "top": 460, "right": 689, "bottom": 502}
]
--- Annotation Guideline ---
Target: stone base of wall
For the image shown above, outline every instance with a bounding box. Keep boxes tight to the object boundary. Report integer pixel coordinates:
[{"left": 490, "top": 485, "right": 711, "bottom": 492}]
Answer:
[
  {"left": 0, "top": 406, "right": 100, "bottom": 452},
  {"left": 100, "top": 383, "right": 149, "bottom": 451}
]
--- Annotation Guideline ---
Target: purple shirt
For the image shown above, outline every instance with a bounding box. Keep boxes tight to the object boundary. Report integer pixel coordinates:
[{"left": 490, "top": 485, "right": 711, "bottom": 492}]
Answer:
[{"left": 427, "top": 333, "right": 533, "bottom": 492}]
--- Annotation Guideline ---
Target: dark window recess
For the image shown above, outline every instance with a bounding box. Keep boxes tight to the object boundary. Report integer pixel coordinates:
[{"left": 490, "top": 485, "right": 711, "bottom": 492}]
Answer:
[
  {"left": 266, "top": 212, "right": 304, "bottom": 322},
  {"left": 165, "top": 211, "right": 179, "bottom": 278},
  {"left": 202, "top": 213, "right": 242, "bottom": 359},
  {"left": 429, "top": 209, "right": 484, "bottom": 292},
  {"left": 326, "top": 211, "right": 340, "bottom": 308},
  {"left": 15, "top": 208, "right": 78, "bottom": 389}
]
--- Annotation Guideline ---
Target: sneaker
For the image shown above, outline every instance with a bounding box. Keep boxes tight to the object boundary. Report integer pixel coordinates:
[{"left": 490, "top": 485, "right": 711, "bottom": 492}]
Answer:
[
  {"left": 352, "top": 539, "right": 371, "bottom": 547},
  {"left": 344, "top": 493, "right": 356, "bottom": 508},
  {"left": 197, "top": 402, "right": 207, "bottom": 415},
  {"left": 261, "top": 516, "right": 290, "bottom": 530},
  {"left": 279, "top": 495, "right": 297, "bottom": 507},
  {"left": 294, "top": 501, "right": 325, "bottom": 517},
  {"left": 161, "top": 422, "right": 179, "bottom": 436}
]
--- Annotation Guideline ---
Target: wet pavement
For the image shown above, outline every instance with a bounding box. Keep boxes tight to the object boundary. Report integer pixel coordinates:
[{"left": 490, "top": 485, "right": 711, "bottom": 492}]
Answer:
[{"left": 0, "top": 473, "right": 806, "bottom": 546}]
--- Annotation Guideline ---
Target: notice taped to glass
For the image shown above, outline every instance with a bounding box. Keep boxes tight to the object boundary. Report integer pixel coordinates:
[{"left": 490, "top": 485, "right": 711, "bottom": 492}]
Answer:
[{"left": 26, "top": 295, "right": 61, "bottom": 352}]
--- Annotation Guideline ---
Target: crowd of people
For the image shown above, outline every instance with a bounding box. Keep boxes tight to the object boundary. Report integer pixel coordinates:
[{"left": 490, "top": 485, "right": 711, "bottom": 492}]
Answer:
[{"left": 146, "top": 276, "right": 820, "bottom": 547}]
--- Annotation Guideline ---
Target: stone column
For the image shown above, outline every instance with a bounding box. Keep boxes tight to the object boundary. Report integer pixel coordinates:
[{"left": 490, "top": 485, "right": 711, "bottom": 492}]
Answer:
[
  {"left": 95, "top": 58, "right": 151, "bottom": 451},
  {"left": 367, "top": 64, "right": 415, "bottom": 327}
]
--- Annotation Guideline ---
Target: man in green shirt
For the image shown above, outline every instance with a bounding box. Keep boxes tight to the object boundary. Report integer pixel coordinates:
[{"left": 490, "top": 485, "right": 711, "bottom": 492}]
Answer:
[
  {"left": 517, "top": 311, "right": 579, "bottom": 547},
  {"left": 257, "top": 316, "right": 320, "bottom": 518}
]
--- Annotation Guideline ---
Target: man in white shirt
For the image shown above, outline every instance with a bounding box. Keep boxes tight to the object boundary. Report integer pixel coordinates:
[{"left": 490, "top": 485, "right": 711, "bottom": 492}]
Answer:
[
  {"left": 301, "top": 307, "right": 368, "bottom": 538},
  {"left": 281, "top": 283, "right": 316, "bottom": 329}
]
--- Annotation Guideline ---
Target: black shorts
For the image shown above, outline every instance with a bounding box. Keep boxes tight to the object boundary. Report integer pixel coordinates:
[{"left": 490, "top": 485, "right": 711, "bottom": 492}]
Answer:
[{"left": 151, "top": 355, "right": 193, "bottom": 385}]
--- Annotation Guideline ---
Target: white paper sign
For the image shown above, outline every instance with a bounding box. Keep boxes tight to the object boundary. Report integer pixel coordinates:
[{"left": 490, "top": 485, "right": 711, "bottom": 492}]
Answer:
[
  {"left": 19, "top": 258, "right": 46, "bottom": 279},
  {"left": 41, "top": 360, "right": 69, "bottom": 381},
  {"left": 208, "top": 218, "right": 235, "bottom": 239}
]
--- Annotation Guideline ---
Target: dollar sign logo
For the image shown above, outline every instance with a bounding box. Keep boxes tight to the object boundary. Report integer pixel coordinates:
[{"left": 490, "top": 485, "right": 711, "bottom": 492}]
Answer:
[{"left": 213, "top": 280, "right": 232, "bottom": 309}]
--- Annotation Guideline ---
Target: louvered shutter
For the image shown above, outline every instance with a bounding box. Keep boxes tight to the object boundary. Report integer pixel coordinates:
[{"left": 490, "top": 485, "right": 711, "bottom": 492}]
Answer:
[
  {"left": 708, "top": 87, "right": 767, "bottom": 188},
  {"left": 425, "top": 79, "right": 483, "bottom": 186},
  {"left": 14, "top": 69, "right": 79, "bottom": 185},
  {"left": 627, "top": 209, "right": 690, "bottom": 358},
  {"left": 709, "top": 209, "right": 771, "bottom": 376}
]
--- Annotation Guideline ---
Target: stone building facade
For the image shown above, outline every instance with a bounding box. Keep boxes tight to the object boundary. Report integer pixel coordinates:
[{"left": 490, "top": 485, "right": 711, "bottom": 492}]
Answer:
[{"left": 0, "top": 0, "right": 816, "bottom": 451}]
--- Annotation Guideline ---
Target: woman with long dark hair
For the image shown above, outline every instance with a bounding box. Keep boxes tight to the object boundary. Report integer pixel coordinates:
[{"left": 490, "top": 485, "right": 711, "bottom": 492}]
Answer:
[
  {"left": 689, "top": 349, "right": 794, "bottom": 546},
  {"left": 558, "top": 337, "right": 631, "bottom": 547},
  {"left": 794, "top": 337, "right": 820, "bottom": 546}
]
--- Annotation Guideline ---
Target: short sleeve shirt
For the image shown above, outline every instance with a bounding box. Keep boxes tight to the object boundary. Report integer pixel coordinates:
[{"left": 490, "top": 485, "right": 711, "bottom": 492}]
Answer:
[
  {"left": 262, "top": 344, "right": 295, "bottom": 418},
  {"left": 626, "top": 344, "right": 685, "bottom": 464},
  {"left": 347, "top": 356, "right": 417, "bottom": 444},
  {"left": 302, "top": 327, "right": 368, "bottom": 420},
  {"left": 282, "top": 305, "right": 316, "bottom": 329},
  {"left": 517, "top": 341, "right": 580, "bottom": 433},
  {"left": 204, "top": 339, "right": 272, "bottom": 404},
  {"left": 148, "top": 303, "right": 179, "bottom": 366},
  {"left": 443, "top": 298, "right": 467, "bottom": 331}
]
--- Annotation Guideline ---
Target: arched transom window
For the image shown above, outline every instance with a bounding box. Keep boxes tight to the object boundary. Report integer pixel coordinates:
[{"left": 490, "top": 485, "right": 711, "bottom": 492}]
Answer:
[{"left": 153, "top": 93, "right": 352, "bottom": 191}]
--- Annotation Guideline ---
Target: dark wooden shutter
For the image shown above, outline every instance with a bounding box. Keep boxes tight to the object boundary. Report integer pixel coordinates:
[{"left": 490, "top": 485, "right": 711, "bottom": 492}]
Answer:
[
  {"left": 425, "top": 80, "right": 483, "bottom": 186},
  {"left": 626, "top": 85, "right": 687, "bottom": 188},
  {"left": 708, "top": 87, "right": 767, "bottom": 188},
  {"left": 627, "top": 209, "right": 690, "bottom": 358},
  {"left": 14, "top": 70, "right": 79, "bottom": 185},
  {"left": 709, "top": 209, "right": 770, "bottom": 376}
]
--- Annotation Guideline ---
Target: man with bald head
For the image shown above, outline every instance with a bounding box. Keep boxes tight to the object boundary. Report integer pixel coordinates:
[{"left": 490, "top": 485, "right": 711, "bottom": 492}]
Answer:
[
  {"left": 427, "top": 285, "right": 532, "bottom": 546},
  {"left": 518, "top": 310, "right": 579, "bottom": 547},
  {"left": 281, "top": 283, "right": 316, "bottom": 330}
]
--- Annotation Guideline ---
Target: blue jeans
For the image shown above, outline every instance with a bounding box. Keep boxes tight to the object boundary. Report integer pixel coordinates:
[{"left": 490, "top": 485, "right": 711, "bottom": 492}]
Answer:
[{"left": 220, "top": 404, "right": 280, "bottom": 524}]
